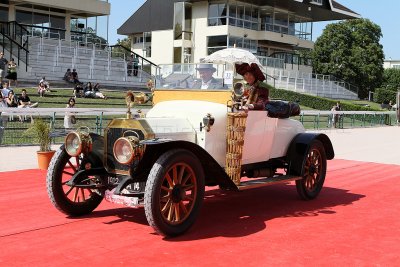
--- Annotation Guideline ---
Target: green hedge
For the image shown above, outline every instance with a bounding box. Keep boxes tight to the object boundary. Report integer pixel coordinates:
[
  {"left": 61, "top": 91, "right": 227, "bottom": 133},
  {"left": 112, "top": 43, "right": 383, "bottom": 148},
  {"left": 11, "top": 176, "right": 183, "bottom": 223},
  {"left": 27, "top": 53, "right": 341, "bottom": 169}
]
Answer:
[
  {"left": 374, "top": 88, "right": 397, "bottom": 104},
  {"left": 270, "top": 87, "right": 377, "bottom": 111}
]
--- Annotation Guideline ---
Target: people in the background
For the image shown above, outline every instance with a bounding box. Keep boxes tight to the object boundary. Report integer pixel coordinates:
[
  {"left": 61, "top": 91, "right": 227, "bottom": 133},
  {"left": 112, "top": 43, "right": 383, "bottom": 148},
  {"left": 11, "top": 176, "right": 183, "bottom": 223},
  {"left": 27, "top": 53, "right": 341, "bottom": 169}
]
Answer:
[
  {"left": 191, "top": 64, "right": 223, "bottom": 89},
  {"left": 6, "top": 58, "right": 17, "bottom": 87},
  {"left": 235, "top": 63, "right": 271, "bottom": 110},
  {"left": 39, "top": 77, "right": 50, "bottom": 91},
  {"left": 1, "top": 81, "right": 11, "bottom": 99},
  {"left": 38, "top": 81, "right": 47, "bottom": 97},
  {"left": 5, "top": 90, "right": 18, "bottom": 107},
  {"left": 133, "top": 55, "right": 139, "bottom": 77},
  {"left": 64, "top": 97, "right": 76, "bottom": 129},
  {"left": 0, "top": 52, "right": 8, "bottom": 84},
  {"left": 18, "top": 89, "right": 38, "bottom": 108},
  {"left": 63, "top": 68, "right": 73, "bottom": 83},
  {"left": 71, "top": 69, "right": 80, "bottom": 84}
]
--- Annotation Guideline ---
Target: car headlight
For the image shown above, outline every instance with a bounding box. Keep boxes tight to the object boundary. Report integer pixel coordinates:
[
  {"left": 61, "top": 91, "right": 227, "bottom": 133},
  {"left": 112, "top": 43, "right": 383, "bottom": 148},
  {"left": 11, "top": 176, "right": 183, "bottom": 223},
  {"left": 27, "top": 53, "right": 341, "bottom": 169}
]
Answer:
[
  {"left": 113, "top": 133, "right": 144, "bottom": 165},
  {"left": 65, "top": 130, "right": 92, "bottom": 157}
]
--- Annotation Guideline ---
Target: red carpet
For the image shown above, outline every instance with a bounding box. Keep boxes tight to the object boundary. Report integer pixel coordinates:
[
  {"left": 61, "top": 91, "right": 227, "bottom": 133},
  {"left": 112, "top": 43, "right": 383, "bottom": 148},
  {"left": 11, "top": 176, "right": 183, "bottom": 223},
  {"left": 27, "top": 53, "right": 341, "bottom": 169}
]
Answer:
[{"left": 1, "top": 159, "right": 400, "bottom": 266}]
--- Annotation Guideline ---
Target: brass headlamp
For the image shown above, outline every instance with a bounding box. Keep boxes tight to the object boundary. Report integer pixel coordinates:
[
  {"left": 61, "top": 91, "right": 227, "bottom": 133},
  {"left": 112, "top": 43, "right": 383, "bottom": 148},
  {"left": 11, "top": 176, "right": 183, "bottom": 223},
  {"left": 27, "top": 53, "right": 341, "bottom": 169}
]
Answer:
[{"left": 65, "top": 127, "right": 93, "bottom": 157}]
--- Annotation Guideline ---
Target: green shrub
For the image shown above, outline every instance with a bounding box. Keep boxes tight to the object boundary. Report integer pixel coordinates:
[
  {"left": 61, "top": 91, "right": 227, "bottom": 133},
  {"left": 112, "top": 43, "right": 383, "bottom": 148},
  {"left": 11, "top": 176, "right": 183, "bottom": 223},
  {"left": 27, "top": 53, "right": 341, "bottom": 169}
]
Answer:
[{"left": 270, "top": 88, "right": 376, "bottom": 111}]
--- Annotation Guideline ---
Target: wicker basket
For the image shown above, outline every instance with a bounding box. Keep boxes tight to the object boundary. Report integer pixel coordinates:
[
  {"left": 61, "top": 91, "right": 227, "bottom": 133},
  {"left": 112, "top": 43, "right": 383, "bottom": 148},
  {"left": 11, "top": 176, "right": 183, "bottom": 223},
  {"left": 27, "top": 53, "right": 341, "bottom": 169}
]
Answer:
[{"left": 225, "top": 112, "right": 248, "bottom": 185}]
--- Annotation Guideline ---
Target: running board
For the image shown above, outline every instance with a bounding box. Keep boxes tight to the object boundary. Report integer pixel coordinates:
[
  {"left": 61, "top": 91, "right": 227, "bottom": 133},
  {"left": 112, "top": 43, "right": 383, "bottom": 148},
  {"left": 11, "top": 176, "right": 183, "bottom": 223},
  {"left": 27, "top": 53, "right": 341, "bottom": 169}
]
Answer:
[{"left": 238, "top": 175, "right": 302, "bottom": 191}]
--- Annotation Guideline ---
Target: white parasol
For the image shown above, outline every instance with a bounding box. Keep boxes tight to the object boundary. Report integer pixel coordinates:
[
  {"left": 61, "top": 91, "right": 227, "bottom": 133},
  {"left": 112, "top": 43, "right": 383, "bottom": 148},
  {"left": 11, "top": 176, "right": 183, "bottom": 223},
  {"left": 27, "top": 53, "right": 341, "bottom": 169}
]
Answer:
[{"left": 203, "top": 47, "right": 264, "bottom": 71}]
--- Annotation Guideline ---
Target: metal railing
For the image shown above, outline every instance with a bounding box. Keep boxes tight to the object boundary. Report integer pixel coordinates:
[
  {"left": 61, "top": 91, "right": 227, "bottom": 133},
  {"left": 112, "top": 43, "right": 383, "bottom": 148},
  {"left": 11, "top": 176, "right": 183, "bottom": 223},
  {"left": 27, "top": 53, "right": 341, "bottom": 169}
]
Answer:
[{"left": 0, "top": 108, "right": 397, "bottom": 146}]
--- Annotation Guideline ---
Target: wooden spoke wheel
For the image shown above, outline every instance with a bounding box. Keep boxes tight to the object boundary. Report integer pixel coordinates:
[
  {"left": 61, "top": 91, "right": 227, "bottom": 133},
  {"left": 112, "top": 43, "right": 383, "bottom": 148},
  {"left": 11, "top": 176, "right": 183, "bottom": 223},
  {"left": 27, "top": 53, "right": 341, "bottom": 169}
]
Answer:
[
  {"left": 296, "top": 140, "right": 327, "bottom": 200},
  {"left": 144, "top": 149, "right": 205, "bottom": 237},
  {"left": 46, "top": 147, "right": 104, "bottom": 216}
]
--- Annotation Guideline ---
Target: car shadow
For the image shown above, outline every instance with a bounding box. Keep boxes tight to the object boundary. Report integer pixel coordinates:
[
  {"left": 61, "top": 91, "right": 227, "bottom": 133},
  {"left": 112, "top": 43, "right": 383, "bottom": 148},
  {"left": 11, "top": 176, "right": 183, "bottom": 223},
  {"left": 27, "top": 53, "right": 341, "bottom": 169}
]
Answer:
[
  {"left": 169, "top": 184, "right": 365, "bottom": 241},
  {"left": 83, "top": 183, "right": 364, "bottom": 239}
]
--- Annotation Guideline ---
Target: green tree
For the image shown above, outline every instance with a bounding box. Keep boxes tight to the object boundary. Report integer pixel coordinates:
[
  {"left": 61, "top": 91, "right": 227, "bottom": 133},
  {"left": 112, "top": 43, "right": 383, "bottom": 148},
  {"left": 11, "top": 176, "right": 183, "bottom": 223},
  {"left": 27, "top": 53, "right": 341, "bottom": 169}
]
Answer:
[
  {"left": 112, "top": 36, "right": 132, "bottom": 59},
  {"left": 312, "top": 19, "right": 384, "bottom": 99},
  {"left": 382, "top": 68, "right": 400, "bottom": 91}
]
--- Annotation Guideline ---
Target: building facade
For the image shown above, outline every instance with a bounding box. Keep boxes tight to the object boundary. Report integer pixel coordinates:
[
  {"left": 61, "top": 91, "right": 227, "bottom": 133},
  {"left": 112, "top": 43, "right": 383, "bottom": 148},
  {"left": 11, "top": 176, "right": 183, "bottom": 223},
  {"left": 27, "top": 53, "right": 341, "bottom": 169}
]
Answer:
[
  {"left": 384, "top": 60, "right": 400, "bottom": 69},
  {"left": 0, "top": 0, "right": 110, "bottom": 42},
  {"left": 118, "top": 0, "right": 359, "bottom": 68}
]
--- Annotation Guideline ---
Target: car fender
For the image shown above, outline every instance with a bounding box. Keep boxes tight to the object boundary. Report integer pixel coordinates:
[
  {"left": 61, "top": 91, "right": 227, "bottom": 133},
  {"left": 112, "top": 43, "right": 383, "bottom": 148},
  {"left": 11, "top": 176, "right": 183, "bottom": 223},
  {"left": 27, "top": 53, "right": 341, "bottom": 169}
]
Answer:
[
  {"left": 286, "top": 133, "right": 334, "bottom": 176},
  {"left": 134, "top": 140, "right": 238, "bottom": 190}
]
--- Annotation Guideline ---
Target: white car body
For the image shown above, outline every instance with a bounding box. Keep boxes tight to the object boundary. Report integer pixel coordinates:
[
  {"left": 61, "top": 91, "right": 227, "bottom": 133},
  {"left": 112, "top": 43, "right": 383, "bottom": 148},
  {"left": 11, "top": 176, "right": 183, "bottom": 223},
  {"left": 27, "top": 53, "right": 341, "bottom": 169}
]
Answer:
[{"left": 146, "top": 100, "right": 305, "bottom": 166}]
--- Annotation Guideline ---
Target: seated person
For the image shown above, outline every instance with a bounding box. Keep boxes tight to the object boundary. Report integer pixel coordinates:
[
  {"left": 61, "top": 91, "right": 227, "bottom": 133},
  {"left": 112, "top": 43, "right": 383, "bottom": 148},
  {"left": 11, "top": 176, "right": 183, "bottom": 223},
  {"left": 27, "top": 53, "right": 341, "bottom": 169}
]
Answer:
[
  {"left": 63, "top": 68, "right": 73, "bottom": 83},
  {"left": 93, "top": 83, "right": 107, "bottom": 99},
  {"left": 37, "top": 82, "right": 47, "bottom": 97},
  {"left": 71, "top": 69, "right": 80, "bottom": 84},
  {"left": 83, "top": 82, "right": 107, "bottom": 99},
  {"left": 191, "top": 64, "right": 224, "bottom": 89},
  {"left": 6, "top": 90, "right": 18, "bottom": 107},
  {"left": 73, "top": 83, "right": 84, "bottom": 98},
  {"left": 39, "top": 77, "right": 50, "bottom": 91},
  {"left": 235, "top": 63, "right": 271, "bottom": 110},
  {"left": 18, "top": 89, "right": 38, "bottom": 108},
  {"left": 83, "top": 82, "right": 94, "bottom": 98}
]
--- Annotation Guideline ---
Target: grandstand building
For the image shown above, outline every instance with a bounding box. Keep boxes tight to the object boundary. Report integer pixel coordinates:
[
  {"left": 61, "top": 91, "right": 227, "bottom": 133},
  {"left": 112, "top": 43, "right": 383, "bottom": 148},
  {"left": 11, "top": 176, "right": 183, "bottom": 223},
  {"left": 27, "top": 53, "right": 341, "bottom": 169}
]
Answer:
[{"left": 118, "top": 0, "right": 359, "bottom": 71}]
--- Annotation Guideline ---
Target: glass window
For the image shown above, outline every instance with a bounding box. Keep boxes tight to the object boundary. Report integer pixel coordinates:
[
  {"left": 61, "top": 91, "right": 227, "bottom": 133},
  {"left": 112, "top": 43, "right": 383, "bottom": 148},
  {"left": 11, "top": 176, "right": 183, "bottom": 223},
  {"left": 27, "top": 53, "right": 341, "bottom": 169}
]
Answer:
[
  {"left": 174, "top": 2, "right": 183, "bottom": 40},
  {"left": 16, "top": 10, "right": 32, "bottom": 24},
  {"left": 208, "top": 35, "right": 227, "bottom": 47},
  {"left": 0, "top": 6, "right": 8, "bottom": 21},
  {"left": 174, "top": 47, "right": 182, "bottom": 64},
  {"left": 208, "top": 3, "right": 227, "bottom": 26}
]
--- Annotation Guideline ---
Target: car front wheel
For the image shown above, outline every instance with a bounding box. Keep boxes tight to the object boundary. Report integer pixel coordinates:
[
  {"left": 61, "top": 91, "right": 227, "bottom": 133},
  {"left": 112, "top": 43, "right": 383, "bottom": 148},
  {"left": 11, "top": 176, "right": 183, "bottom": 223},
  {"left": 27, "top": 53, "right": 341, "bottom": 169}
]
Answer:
[
  {"left": 46, "top": 148, "right": 104, "bottom": 216},
  {"left": 144, "top": 149, "right": 205, "bottom": 237}
]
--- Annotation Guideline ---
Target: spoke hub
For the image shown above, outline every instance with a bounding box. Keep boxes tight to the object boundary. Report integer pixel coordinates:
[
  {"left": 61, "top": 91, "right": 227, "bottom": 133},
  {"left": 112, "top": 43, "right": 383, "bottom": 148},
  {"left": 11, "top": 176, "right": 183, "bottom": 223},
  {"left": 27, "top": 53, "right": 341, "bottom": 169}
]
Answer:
[{"left": 171, "top": 184, "right": 185, "bottom": 203}]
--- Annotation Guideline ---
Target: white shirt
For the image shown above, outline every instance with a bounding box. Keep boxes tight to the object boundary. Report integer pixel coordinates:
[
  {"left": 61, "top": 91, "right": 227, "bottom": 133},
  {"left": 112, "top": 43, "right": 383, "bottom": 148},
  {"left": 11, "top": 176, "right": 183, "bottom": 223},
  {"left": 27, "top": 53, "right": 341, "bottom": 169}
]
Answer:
[{"left": 201, "top": 80, "right": 212, "bottom": 90}]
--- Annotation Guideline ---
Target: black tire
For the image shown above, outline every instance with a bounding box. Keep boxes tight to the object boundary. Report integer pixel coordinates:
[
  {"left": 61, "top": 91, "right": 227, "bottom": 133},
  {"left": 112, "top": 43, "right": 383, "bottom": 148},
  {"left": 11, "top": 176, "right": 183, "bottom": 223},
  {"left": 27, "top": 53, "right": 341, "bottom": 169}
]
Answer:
[
  {"left": 296, "top": 140, "right": 327, "bottom": 200},
  {"left": 144, "top": 149, "right": 205, "bottom": 237},
  {"left": 46, "top": 147, "right": 104, "bottom": 216}
]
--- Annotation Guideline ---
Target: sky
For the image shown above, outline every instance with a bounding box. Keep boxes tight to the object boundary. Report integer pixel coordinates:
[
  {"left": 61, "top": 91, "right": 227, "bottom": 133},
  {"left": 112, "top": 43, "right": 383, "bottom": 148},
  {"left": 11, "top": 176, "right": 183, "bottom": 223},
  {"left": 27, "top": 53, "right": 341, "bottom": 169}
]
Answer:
[{"left": 108, "top": 0, "right": 399, "bottom": 59}]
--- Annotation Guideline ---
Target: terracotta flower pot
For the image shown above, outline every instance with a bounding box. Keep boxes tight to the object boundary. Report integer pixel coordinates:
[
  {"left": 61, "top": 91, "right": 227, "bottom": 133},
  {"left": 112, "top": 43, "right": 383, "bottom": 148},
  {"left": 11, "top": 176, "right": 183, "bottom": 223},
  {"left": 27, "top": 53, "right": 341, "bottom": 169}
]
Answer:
[{"left": 37, "top": 150, "right": 56, "bottom": 170}]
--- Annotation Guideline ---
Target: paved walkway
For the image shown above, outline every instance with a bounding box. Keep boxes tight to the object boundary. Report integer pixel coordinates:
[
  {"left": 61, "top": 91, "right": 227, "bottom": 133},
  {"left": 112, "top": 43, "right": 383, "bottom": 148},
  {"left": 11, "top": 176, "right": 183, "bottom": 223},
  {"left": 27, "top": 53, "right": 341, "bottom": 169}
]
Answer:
[{"left": 0, "top": 126, "right": 399, "bottom": 172}]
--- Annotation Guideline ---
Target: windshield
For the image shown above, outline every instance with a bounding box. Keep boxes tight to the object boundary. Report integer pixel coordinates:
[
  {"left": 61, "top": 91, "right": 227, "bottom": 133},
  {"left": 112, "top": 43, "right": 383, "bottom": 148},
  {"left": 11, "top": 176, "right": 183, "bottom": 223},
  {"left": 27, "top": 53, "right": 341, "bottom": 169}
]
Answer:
[{"left": 155, "top": 63, "right": 232, "bottom": 90}]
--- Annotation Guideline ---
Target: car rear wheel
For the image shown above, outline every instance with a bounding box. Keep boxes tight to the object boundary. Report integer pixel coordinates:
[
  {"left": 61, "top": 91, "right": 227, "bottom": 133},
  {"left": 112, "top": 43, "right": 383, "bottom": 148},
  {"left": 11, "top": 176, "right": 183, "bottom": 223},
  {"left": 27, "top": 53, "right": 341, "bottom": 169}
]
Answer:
[
  {"left": 296, "top": 140, "right": 327, "bottom": 200},
  {"left": 46, "top": 147, "right": 104, "bottom": 216},
  {"left": 144, "top": 149, "right": 205, "bottom": 237}
]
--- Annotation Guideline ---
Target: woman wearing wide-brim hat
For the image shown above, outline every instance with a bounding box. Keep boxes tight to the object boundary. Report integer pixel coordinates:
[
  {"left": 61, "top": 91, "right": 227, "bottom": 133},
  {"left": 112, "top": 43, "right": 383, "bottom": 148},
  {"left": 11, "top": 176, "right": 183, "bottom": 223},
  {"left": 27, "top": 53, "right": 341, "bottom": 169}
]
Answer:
[{"left": 235, "top": 63, "right": 272, "bottom": 110}]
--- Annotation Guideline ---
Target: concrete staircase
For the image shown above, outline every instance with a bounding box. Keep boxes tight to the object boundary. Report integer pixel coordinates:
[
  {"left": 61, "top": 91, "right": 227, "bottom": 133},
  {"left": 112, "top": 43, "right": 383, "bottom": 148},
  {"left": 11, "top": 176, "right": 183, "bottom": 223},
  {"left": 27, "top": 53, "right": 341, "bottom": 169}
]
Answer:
[
  {"left": 266, "top": 69, "right": 358, "bottom": 100},
  {"left": 19, "top": 36, "right": 153, "bottom": 89}
]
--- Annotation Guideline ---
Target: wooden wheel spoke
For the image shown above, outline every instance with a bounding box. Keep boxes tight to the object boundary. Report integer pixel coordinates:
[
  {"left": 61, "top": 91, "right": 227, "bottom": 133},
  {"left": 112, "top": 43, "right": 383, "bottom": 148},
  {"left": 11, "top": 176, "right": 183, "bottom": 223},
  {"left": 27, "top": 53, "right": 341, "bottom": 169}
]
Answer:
[
  {"left": 177, "top": 165, "right": 185, "bottom": 184},
  {"left": 183, "top": 195, "right": 194, "bottom": 202},
  {"left": 67, "top": 160, "right": 77, "bottom": 172},
  {"left": 161, "top": 186, "right": 172, "bottom": 193},
  {"left": 62, "top": 170, "right": 75, "bottom": 176},
  {"left": 183, "top": 184, "right": 194, "bottom": 191},
  {"left": 174, "top": 203, "right": 180, "bottom": 222},
  {"left": 73, "top": 188, "right": 79, "bottom": 202},
  {"left": 165, "top": 173, "right": 174, "bottom": 187},
  {"left": 64, "top": 185, "right": 74, "bottom": 196},
  {"left": 181, "top": 172, "right": 192, "bottom": 186},
  {"left": 167, "top": 202, "right": 174, "bottom": 221},
  {"left": 179, "top": 201, "right": 188, "bottom": 215},
  {"left": 162, "top": 199, "right": 172, "bottom": 213},
  {"left": 172, "top": 166, "right": 178, "bottom": 185},
  {"left": 160, "top": 194, "right": 170, "bottom": 203},
  {"left": 80, "top": 188, "right": 86, "bottom": 201}
]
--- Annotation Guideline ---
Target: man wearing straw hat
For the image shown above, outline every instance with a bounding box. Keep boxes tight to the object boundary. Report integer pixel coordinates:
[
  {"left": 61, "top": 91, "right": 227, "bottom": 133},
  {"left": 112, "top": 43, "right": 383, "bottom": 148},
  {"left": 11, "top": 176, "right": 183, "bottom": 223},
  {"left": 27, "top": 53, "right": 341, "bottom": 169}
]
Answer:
[
  {"left": 235, "top": 63, "right": 272, "bottom": 110},
  {"left": 192, "top": 63, "right": 224, "bottom": 89}
]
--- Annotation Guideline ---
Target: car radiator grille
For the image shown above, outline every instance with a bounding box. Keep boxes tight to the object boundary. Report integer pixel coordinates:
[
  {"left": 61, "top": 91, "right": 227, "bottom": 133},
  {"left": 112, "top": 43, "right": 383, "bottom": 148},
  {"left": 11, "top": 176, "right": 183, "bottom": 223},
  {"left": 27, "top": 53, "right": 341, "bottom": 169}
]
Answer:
[{"left": 105, "top": 127, "right": 144, "bottom": 174}]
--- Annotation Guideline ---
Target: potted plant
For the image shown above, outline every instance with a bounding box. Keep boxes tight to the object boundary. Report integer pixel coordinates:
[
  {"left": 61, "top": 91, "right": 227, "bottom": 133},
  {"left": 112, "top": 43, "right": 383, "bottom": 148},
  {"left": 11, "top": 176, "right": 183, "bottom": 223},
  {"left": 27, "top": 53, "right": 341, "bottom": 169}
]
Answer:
[{"left": 24, "top": 118, "right": 55, "bottom": 170}]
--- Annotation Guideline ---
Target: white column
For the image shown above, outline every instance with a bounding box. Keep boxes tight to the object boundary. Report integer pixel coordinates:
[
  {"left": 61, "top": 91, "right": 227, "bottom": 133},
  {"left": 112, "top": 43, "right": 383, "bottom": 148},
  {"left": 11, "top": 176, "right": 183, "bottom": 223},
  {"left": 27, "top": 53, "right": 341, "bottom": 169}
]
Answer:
[
  {"left": 65, "top": 14, "right": 71, "bottom": 41},
  {"left": 8, "top": 5, "right": 16, "bottom": 21}
]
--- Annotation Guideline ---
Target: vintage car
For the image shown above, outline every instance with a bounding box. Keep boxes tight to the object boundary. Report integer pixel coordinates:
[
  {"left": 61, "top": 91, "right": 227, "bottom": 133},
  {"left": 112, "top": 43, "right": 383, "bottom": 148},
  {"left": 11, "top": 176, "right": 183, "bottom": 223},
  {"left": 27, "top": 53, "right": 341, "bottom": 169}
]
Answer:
[{"left": 46, "top": 63, "right": 334, "bottom": 237}]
